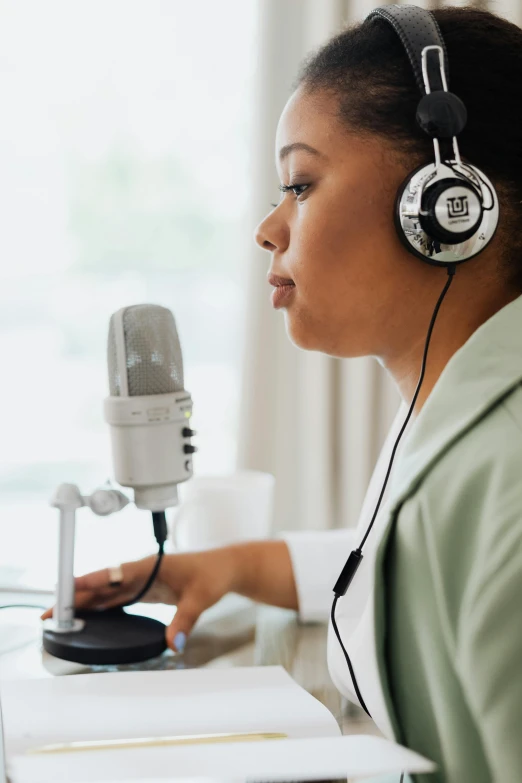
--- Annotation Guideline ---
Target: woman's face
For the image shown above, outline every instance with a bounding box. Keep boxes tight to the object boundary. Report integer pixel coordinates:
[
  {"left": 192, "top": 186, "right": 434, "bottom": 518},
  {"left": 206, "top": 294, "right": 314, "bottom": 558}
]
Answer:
[{"left": 254, "top": 86, "right": 435, "bottom": 360}]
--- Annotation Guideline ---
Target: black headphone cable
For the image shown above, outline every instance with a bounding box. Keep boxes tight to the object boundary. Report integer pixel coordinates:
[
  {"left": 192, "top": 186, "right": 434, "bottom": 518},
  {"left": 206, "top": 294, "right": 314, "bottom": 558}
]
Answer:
[{"left": 331, "top": 263, "right": 456, "bottom": 719}]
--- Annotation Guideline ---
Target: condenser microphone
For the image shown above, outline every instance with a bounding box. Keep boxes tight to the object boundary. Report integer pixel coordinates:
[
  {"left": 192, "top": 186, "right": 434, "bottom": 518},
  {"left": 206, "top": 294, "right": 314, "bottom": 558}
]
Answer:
[{"left": 104, "top": 304, "right": 196, "bottom": 511}]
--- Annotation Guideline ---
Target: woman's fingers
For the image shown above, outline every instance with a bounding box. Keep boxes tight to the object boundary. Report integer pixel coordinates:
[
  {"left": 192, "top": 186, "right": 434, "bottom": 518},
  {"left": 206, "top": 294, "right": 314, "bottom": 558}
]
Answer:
[
  {"left": 40, "top": 587, "right": 116, "bottom": 620},
  {"left": 74, "top": 564, "right": 131, "bottom": 593},
  {"left": 39, "top": 560, "right": 148, "bottom": 620},
  {"left": 73, "top": 570, "right": 112, "bottom": 593},
  {"left": 164, "top": 587, "right": 213, "bottom": 653}
]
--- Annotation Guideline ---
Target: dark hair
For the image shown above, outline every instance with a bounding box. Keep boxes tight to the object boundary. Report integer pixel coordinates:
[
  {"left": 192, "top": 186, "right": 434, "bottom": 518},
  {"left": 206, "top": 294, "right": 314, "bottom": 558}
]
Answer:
[{"left": 294, "top": 6, "right": 522, "bottom": 289}]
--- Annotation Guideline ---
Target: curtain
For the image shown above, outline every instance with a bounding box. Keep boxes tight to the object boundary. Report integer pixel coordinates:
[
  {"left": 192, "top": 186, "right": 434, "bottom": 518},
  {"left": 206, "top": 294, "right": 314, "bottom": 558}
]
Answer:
[{"left": 236, "top": 0, "right": 520, "bottom": 535}]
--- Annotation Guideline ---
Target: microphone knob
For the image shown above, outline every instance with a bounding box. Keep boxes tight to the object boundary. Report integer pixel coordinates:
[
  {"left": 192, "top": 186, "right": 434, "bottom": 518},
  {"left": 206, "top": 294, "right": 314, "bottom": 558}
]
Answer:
[
  {"left": 183, "top": 444, "right": 198, "bottom": 454},
  {"left": 182, "top": 427, "right": 197, "bottom": 438}
]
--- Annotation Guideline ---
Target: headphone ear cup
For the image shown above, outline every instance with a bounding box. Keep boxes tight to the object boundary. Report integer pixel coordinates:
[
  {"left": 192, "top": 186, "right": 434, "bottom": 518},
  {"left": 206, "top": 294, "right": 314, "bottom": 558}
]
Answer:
[{"left": 394, "top": 161, "right": 499, "bottom": 267}]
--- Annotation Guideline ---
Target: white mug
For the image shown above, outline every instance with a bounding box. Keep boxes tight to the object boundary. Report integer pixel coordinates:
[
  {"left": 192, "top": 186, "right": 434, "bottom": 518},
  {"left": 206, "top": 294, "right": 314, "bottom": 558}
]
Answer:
[{"left": 170, "top": 471, "right": 275, "bottom": 552}]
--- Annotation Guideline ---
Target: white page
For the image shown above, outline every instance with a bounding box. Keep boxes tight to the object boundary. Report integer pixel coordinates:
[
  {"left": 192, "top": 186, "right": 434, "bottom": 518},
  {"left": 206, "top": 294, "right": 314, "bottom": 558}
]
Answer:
[
  {"left": 8, "top": 734, "right": 435, "bottom": 783},
  {"left": 2, "top": 666, "right": 340, "bottom": 757}
]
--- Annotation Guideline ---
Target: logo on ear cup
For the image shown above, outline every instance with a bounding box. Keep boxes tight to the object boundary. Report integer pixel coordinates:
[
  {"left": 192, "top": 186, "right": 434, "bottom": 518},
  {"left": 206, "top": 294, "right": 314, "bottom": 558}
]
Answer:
[
  {"left": 447, "top": 196, "right": 469, "bottom": 220},
  {"left": 434, "top": 184, "right": 482, "bottom": 234}
]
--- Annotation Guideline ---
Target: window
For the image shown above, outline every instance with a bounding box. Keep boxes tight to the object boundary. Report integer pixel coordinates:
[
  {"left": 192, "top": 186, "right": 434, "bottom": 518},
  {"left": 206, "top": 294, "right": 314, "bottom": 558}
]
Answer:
[{"left": 0, "top": 1, "right": 256, "bottom": 587}]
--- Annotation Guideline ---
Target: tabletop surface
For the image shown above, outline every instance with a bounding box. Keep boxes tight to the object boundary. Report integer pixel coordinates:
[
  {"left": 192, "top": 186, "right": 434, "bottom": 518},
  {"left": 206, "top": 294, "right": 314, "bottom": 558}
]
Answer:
[{"left": 0, "top": 589, "right": 378, "bottom": 739}]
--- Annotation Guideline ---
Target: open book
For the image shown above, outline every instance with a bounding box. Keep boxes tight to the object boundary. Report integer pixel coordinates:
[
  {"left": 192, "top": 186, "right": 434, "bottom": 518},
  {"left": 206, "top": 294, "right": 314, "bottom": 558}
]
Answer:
[{"left": 1, "top": 665, "right": 434, "bottom": 782}]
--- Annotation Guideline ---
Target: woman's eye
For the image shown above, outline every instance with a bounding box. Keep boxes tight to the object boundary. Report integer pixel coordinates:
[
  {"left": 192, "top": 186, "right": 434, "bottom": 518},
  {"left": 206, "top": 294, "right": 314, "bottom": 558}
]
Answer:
[
  {"left": 278, "top": 183, "right": 310, "bottom": 199},
  {"left": 290, "top": 184, "right": 308, "bottom": 197}
]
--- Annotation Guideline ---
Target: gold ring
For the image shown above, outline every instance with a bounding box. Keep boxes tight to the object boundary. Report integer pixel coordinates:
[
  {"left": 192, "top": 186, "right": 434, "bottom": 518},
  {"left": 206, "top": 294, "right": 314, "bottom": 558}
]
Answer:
[{"left": 108, "top": 565, "right": 124, "bottom": 587}]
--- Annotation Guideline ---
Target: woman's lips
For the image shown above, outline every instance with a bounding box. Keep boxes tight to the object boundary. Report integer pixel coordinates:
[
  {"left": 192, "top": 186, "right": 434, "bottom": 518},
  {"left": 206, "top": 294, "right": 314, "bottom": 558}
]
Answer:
[
  {"left": 267, "top": 273, "right": 295, "bottom": 287},
  {"left": 267, "top": 272, "right": 296, "bottom": 309},
  {"left": 271, "top": 283, "right": 296, "bottom": 309}
]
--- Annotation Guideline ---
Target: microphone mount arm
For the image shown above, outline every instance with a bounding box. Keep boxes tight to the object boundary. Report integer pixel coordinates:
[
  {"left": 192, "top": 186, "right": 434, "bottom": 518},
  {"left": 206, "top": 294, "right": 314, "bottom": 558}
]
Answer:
[{"left": 44, "top": 483, "right": 130, "bottom": 633}]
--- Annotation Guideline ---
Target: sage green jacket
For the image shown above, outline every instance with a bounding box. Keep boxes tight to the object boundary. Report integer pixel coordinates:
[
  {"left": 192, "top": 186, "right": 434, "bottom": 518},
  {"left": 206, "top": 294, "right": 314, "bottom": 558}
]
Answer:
[{"left": 374, "top": 292, "right": 522, "bottom": 782}]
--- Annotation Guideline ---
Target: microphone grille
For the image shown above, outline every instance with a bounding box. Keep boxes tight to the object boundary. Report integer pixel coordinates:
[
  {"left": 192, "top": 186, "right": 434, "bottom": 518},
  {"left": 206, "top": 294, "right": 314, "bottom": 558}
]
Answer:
[{"left": 107, "top": 304, "right": 184, "bottom": 397}]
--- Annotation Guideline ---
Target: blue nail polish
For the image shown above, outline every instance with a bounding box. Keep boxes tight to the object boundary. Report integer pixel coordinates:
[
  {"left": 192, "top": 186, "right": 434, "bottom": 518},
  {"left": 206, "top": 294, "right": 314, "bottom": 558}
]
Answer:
[{"left": 174, "top": 631, "right": 186, "bottom": 653}]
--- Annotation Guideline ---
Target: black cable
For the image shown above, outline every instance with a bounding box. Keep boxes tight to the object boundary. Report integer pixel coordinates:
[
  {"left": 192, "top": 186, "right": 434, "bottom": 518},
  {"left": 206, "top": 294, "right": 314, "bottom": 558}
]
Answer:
[
  {"left": 116, "top": 510, "right": 168, "bottom": 609},
  {"left": 360, "top": 265, "right": 455, "bottom": 551},
  {"left": 120, "top": 544, "right": 165, "bottom": 607},
  {"left": 331, "top": 595, "right": 371, "bottom": 716},
  {"left": 332, "top": 265, "right": 457, "bottom": 719}
]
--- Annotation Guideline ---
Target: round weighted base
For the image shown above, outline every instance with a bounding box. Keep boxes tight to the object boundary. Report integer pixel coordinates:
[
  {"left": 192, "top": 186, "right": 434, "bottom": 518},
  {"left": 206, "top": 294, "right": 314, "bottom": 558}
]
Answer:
[{"left": 42, "top": 608, "right": 167, "bottom": 665}]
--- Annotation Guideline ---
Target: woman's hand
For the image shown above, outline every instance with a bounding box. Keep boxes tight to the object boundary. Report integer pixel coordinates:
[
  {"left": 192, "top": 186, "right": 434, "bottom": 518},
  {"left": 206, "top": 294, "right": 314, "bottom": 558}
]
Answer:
[
  {"left": 41, "top": 540, "right": 298, "bottom": 652},
  {"left": 40, "top": 547, "right": 240, "bottom": 652}
]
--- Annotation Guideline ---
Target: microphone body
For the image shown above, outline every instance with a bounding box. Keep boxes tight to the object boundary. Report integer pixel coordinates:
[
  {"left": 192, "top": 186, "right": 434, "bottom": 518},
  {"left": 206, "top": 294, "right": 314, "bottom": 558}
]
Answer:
[
  {"left": 104, "top": 391, "right": 193, "bottom": 510},
  {"left": 104, "top": 304, "right": 195, "bottom": 511}
]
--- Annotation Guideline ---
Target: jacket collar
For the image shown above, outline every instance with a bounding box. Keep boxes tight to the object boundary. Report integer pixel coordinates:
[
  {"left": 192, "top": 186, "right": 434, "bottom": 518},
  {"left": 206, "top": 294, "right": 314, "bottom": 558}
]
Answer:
[{"left": 390, "top": 293, "right": 522, "bottom": 505}]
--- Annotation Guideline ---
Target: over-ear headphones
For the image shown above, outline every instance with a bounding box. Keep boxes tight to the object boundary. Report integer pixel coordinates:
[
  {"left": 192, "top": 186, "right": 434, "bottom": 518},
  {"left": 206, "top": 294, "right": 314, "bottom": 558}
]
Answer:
[
  {"left": 367, "top": 5, "right": 499, "bottom": 267},
  {"left": 331, "top": 4, "right": 500, "bottom": 725}
]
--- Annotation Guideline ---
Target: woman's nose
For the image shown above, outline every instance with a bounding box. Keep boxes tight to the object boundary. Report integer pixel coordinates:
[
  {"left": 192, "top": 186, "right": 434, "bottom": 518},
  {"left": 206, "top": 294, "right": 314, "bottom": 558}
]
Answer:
[
  {"left": 254, "top": 219, "right": 276, "bottom": 251},
  {"left": 254, "top": 212, "right": 286, "bottom": 252}
]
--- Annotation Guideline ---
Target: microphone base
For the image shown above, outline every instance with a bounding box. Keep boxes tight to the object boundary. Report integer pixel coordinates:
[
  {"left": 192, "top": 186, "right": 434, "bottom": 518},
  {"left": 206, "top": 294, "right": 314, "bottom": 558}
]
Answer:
[{"left": 42, "top": 608, "right": 167, "bottom": 665}]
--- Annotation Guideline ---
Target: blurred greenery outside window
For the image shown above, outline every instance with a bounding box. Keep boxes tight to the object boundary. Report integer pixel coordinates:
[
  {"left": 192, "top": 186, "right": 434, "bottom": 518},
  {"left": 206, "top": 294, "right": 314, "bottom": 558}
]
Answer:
[{"left": 0, "top": 1, "right": 256, "bottom": 587}]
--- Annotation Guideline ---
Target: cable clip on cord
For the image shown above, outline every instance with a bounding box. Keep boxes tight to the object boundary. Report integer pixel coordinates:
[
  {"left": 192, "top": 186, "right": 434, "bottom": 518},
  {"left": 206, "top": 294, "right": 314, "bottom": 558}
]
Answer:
[{"left": 333, "top": 548, "right": 363, "bottom": 597}]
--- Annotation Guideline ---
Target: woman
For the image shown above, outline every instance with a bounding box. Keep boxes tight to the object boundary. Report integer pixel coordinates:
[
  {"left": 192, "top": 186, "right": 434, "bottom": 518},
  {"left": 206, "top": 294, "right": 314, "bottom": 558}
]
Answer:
[{"left": 42, "top": 6, "right": 522, "bottom": 781}]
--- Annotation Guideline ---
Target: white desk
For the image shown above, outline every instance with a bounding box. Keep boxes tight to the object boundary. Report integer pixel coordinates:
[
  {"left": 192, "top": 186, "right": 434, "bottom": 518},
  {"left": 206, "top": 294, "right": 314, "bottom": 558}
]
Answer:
[{"left": 0, "top": 587, "right": 379, "bottom": 740}]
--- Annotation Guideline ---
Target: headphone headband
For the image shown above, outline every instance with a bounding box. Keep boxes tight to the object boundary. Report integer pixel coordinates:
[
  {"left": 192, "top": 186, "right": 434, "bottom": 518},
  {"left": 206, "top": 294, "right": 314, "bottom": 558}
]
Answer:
[{"left": 366, "top": 5, "right": 448, "bottom": 94}]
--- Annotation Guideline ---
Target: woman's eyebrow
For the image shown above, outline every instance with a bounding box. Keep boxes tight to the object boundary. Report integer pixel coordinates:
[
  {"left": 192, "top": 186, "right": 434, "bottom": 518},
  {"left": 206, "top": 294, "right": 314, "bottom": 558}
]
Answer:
[{"left": 278, "top": 142, "right": 327, "bottom": 162}]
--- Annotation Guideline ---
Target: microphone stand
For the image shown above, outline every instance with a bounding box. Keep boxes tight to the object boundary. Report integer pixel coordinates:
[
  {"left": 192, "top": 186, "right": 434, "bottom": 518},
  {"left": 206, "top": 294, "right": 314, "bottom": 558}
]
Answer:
[{"left": 42, "top": 483, "right": 168, "bottom": 665}]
